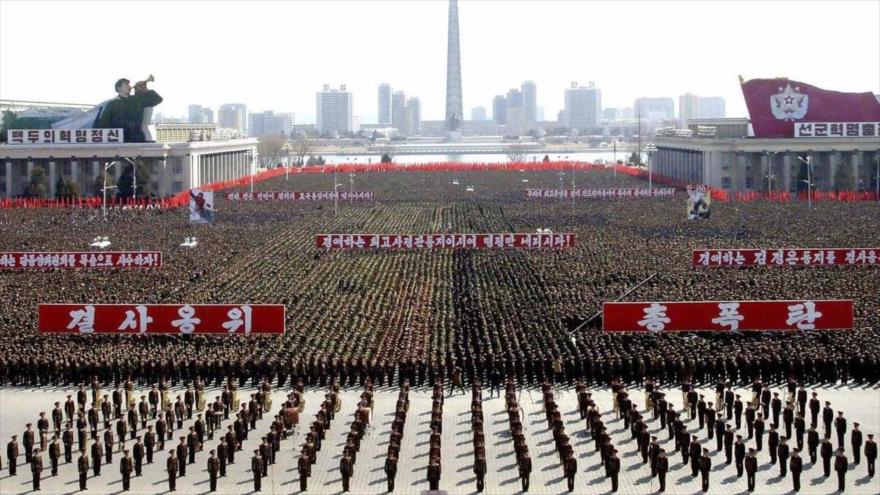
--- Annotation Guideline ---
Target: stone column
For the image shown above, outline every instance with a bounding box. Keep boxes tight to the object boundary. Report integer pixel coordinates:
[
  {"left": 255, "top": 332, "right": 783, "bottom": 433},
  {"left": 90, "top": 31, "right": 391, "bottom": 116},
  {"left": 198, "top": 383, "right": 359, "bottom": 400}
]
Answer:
[
  {"left": 782, "top": 154, "right": 792, "bottom": 192},
  {"left": 48, "top": 161, "right": 57, "bottom": 197},
  {"left": 828, "top": 152, "right": 840, "bottom": 191},
  {"left": 850, "top": 152, "right": 861, "bottom": 190}
]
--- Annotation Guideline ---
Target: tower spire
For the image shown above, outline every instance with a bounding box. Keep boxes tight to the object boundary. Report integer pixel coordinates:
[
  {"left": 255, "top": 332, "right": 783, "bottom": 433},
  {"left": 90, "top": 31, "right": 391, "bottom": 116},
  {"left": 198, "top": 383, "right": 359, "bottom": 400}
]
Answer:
[{"left": 445, "top": 0, "right": 463, "bottom": 131}]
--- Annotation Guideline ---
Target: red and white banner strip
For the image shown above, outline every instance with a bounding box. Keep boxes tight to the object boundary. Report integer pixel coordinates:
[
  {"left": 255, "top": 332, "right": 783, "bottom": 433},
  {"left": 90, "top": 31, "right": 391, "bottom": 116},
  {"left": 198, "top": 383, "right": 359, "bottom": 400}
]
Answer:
[
  {"left": 692, "top": 249, "right": 879, "bottom": 267},
  {"left": 226, "top": 191, "right": 373, "bottom": 201},
  {"left": 315, "top": 233, "right": 575, "bottom": 250},
  {"left": 526, "top": 188, "right": 675, "bottom": 199},
  {"left": 603, "top": 300, "right": 853, "bottom": 332},
  {"left": 38, "top": 304, "right": 285, "bottom": 335},
  {"left": 1, "top": 252, "right": 162, "bottom": 269}
]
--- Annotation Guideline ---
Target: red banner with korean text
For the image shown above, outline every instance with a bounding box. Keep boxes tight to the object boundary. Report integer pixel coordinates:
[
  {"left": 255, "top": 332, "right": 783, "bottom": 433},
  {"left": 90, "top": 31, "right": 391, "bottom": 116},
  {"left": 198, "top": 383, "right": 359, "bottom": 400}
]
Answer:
[
  {"left": 226, "top": 191, "right": 374, "bottom": 201},
  {"left": 692, "top": 249, "right": 879, "bottom": 267},
  {"left": 526, "top": 188, "right": 675, "bottom": 199},
  {"left": 1, "top": 252, "right": 162, "bottom": 269},
  {"left": 38, "top": 304, "right": 285, "bottom": 335},
  {"left": 315, "top": 233, "right": 575, "bottom": 250},
  {"left": 603, "top": 300, "right": 853, "bottom": 332}
]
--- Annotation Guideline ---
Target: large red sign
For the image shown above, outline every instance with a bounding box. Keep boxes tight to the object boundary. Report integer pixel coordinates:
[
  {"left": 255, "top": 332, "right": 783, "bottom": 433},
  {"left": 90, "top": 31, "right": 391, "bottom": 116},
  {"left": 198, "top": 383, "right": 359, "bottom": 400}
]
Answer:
[
  {"left": 226, "top": 191, "right": 373, "bottom": 201},
  {"left": 316, "top": 233, "right": 575, "bottom": 250},
  {"left": 603, "top": 300, "right": 853, "bottom": 332},
  {"left": 693, "top": 249, "right": 878, "bottom": 267},
  {"left": 740, "top": 78, "right": 880, "bottom": 138},
  {"left": 0, "top": 252, "right": 162, "bottom": 269},
  {"left": 38, "top": 304, "right": 285, "bottom": 335},
  {"left": 526, "top": 188, "right": 675, "bottom": 199}
]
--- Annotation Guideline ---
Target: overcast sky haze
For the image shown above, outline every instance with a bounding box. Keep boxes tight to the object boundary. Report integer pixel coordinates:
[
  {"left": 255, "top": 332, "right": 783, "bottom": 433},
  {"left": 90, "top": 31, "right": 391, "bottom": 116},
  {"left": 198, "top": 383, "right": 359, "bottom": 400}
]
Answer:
[{"left": 1, "top": 0, "right": 878, "bottom": 123}]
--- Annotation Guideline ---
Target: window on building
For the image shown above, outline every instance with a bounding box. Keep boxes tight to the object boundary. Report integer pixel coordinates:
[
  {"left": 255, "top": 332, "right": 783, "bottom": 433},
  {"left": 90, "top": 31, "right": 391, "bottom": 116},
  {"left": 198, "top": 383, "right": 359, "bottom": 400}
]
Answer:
[
  {"left": 172, "top": 181, "right": 183, "bottom": 193},
  {"left": 721, "top": 177, "right": 732, "bottom": 189}
]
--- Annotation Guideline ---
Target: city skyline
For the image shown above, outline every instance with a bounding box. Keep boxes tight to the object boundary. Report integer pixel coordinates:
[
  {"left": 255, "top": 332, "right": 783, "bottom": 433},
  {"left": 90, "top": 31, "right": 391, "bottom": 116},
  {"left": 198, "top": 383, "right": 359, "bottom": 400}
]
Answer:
[{"left": 1, "top": 0, "right": 878, "bottom": 124}]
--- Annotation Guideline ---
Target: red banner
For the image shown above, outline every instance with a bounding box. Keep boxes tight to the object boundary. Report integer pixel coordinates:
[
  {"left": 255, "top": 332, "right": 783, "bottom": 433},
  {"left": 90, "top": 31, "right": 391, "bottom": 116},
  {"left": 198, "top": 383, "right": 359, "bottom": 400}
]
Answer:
[
  {"left": 693, "top": 249, "right": 879, "bottom": 267},
  {"left": 38, "top": 304, "right": 285, "bottom": 335},
  {"left": 0, "top": 252, "right": 162, "bottom": 269},
  {"left": 526, "top": 188, "right": 675, "bottom": 199},
  {"left": 315, "top": 233, "right": 575, "bottom": 250},
  {"left": 603, "top": 300, "right": 853, "bottom": 332},
  {"left": 740, "top": 78, "right": 880, "bottom": 138},
  {"left": 226, "top": 191, "right": 374, "bottom": 201}
]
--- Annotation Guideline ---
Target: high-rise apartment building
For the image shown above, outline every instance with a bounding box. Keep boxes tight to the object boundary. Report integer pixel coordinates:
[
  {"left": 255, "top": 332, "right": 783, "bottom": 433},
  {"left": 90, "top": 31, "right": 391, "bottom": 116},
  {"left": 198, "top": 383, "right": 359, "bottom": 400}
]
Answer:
[
  {"left": 679, "top": 93, "right": 700, "bottom": 127},
  {"left": 698, "top": 97, "right": 726, "bottom": 119},
  {"left": 521, "top": 81, "right": 537, "bottom": 124},
  {"left": 564, "top": 82, "right": 602, "bottom": 131},
  {"left": 378, "top": 83, "right": 392, "bottom": 125},
  {"left": 633, "top": 97, "right": 674, "bottom": 121},
  {"left": 493, "top": 95, "right": 507, "bottom": 125},
  {"left": 218, "top": 103, "right": 247, "bottom": 135},
  {"left": 471, "top": 106, "right": 487, "bottom": 121},
  {"left": 316, "top": 86, "right": 352, "bottom": 136},
  {"left": 392, "top": 91, "right": 407, "bottom": 133},
  {"left": 406, "top": 97, "right": 421, "bottom": 135}
]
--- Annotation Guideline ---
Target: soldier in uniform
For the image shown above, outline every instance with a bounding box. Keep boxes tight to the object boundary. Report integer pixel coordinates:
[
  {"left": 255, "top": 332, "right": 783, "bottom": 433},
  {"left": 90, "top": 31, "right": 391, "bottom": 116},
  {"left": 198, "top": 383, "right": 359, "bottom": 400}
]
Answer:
[
  {"left": 866, "top": 433, "right": 877, "bottom": 477},
  {"left": 298, "top": 450, "right": 311, "bottom": 492},
  {"left": 251, "top": 450, "right": 263, "bottom": 492},
  {"left": 427, "top": 456, "right": 441, "bottom": 490},
  {"left": 340, "top": 452, "right": 354, "bottom": 492},
  {"left": 608, "top": 448, "right": 620, "bottom": 493},
  {"left": 778, "top": 437, "right": 790, "bottom": 477},
  {"left": 176, "top": 437, "right": 187, "bottom": 477},
  {"left": 384, "top": 453, "right": 397, "bottom": 492},
  {"left": 120, "top": 450, "right": 133, "bottom": 491},
  {"left": 820, "top": 437, "right": 834, "bottom": 477},
  {"left": 208, "top": 450, "right": 220, "bottom": 492},
  {"left": 563, "top": 451, "right": 577, "bottom": 492},
  {"left": 745, "top": 448, "right": 758, "bottom": 492},
  {"left": 851, "top": 422, "right": 863, "bottom": 465},
  {"left": 768, "top": 425, "right": 779, "bottom": 464},
  {"left": 187, "top": 427, "right": 197, "bottom": 464},
  {"left": 30, "top": 448, "right": 42, "bottom": 491},
  {"left": 90, "top": 438, "right": 102, "bottom": 476},
  {"left": 698, "top": 448, "right": 711, "bottom": 492},
  {"left": 133, "top": 437, "right": 144, "bottom": 476},
  {"left": 518, "top": 448, "right": 531, "bottom": 492},
  {"left": 145, "top": 426, "right": 156, "bottom": 464},
  {"left": 834, "top": 411, "right": 847, "bottom": 450},
  {"left": 217, "top": 438, "right": 228, "bottom": 477},
  {"left": 23, "top": 423, "right": 35, "bottom": 464},
  {"left": 656, "top": 448, "right": 668, "bottom": 492},
  {"left": 790, "top": 448, "right": 803, "bottom": 492},
  {"left": 62, "top": 425, "right": 74, "bottom": 464},
  {"left": 474, "top": 452, "right": 487, "bottom": 492},
  {"left": 104, "top": 425, "right": 115, "bottom": 464},
  {"left": 48, "top": 436, "right": 60, "bottom": 476},
  {"left": 167, "top": 450, "right": 178, "bottom": 492},
  {"left": 834, "top": 448, "right": 848, "bottom": 492},
  {"left": 78, "top": 449, "right": 89, "bottom": 491},
  {"left": 734, "top": 435, "right": 745, "bottom": 476}
]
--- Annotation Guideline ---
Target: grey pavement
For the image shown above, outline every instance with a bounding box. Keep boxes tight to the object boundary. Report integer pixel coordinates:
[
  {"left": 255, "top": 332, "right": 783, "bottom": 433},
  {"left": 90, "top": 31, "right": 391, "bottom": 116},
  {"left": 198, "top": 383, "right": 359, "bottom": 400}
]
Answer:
[{"left": 1, "top": 383, "right": 878, "bottom": 495}]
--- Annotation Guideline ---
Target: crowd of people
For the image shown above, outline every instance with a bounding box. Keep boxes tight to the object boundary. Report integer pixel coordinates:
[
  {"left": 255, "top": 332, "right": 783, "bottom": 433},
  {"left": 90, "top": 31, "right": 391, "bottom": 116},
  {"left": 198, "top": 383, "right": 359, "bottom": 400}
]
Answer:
[{"left": 0, "top": 167, "right": 877, "bottom": 393}]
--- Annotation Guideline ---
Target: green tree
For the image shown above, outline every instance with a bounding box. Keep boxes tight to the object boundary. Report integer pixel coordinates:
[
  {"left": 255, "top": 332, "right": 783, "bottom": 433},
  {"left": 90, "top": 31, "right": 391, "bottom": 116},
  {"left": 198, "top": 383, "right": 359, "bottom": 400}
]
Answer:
[
  {"left": 833, "top": 162, "right": 853, "bottom": 192},
  {"left": 0, "top": 110, "right": 16, "bottom": 143},
  {"left": 628, "top": 152, "right": 641, "bottom": 165},
  {"left": 55, "top": 177, "right": 81, "bottom": 199},
  {"left": 117, "top": 161, "right": 152, "bottom": 198},
  {"left": 381, "top": 153, "right": 393, "bottom": 164},
  {"left": 24, "top": 166, "right": 49, "bottom": 198},
  {"left": 258, "top": 135, "right": 286, "bottom": 168}
]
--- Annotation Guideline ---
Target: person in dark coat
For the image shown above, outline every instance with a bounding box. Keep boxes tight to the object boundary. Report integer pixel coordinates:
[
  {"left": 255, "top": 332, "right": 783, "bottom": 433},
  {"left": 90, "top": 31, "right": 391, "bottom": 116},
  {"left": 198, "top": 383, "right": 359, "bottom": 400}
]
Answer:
[
  {"left": 207, "top": 450, "right": 220, "bottom": 492},
  {"left": 176, "top": 437, "right": 187, "bottom": 477},
  {"left": 120, "top": 450, "right": 133, "bottom": 491},
  {"left": 834, "top": 448, "right": 848, "bottom": 492},
  {"left": 340, "top": 452, "right": 354, "bottom": 492},
  {"left": 62, "top": 425, "right": 74, "bottom": 464},
  {"left": 698, "top": 448, "right": 711, "bottom": 492},
  {"left": 655, "top": 448, "right": 668, "bottom": 492},
  {"left": 689, "top": 437, "right": 701, "bottom": 477},
  {"left": 851, "top": 422, "right": 863, "bottom": 465},
  {"left": 298, "top": 451, "right": 311, "bottom": 492},
  {"left": 778, "top": 437, "right": 790, "bottom": 477},
  {"left": 7, "top": 435, "right": 19, "bottom": 476},
  {"left": 790, "top": 448, "right": 803, "bottom": 492},
  {"left": 23, "top": 423, "right": 35, "bottom": 464},
  {"left": 90, "top": 440, "right": 102, "bottom": 476},
  {"left": 834, "top": 411, "right": 847, "bottom": 450},
  {"left": 166, "top": 450, "right": 178, "bottom": 492},
  {"left": 866, "top": 433, "right": 877, "bottom": 477},
  {"left": 48, "top": 437, "right": 60, "bottom": 476},
  {"left": 78, "top": 449, "right": 89, "bottom": 491},
  {"left": 251, "top": 450, "right": 263, "bottom": 492},
  {"left": 30, "top": 448, "right": 43, "bottom": 491},
  {"left": 474, "top": 453, "right": 486, "bottom": 492},
  {"left": 734, "top": 435, "right": 746, "bottom": 476},
  {"left": 745, "top": 449, "right": 758, "bottom": 492},
  {"left": 384, "top": 454, "right": 397, "bottom": 492},
  {"left": 217, "top": 438, "right": 228, "bottom": 477},
  {"left": 133, "top": 437, "right": 144, "bottom": 476},
  {"left": 821, "top": 438, "right": 834, "bottom": 477},
  {"left": 608, "top": 449, "right": 621, "bottom": 493}
]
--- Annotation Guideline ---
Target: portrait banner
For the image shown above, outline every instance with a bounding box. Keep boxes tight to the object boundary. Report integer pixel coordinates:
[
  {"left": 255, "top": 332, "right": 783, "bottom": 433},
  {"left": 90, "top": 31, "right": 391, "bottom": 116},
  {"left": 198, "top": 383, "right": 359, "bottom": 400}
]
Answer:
[
  {"left": 315, "top": 233, "right": 575, "bottom": 250},
  {"left": 692, "top": 248, "right": 879, "bottom": 267},
  {"left": 686, "top": 185, "right": 711, "bottom": 220},
  {"left": 603, "top": 300, "right": 853, "bottom": 332},
  {"left": 0, "top": 251, "right": 161, "bottom": 269},
  {"left": 189, "top": 189, "right": 214, "bottom": 224},
  {"left": 38, "top": 304, "right": 285, "bottom": 335}
]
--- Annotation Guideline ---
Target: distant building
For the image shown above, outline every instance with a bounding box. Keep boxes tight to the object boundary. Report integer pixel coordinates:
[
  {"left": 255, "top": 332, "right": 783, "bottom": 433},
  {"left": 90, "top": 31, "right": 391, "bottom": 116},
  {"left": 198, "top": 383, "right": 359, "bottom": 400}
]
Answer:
[
  {"left": 493, "top": 95, "right": 507, "bottom": 125},
  {"left": 506, "top": 107, "right": 525, "bottom": 136},
  {"left": 316, "top": 85, "right": 352, "bottom": 136},
  {"left": 633, "top": 97, "right": 674, "bottom": 121},
  {"left": 521, "top": 81, "right": 537, "bottom": 125},
  {"left": 392, "top": 91, "right": 408, "bottom": 135},
  {"left": 218, "top": 104, "right": 247, "bottom": 136},
  {"left": 564, "top": 82, "right": 602, "bottom": 132},
  {"left": 249, "top": 111, "right": 294, "bottom": 138},
  {"left": 621, "top": 107, "right": 634, "bottom": 119},
  {"left": 537, "top": 106, "right": 544, "bottom": 122},
  {"left": 679, "top": 93, "right": 700, "bottom": 127},
  {"left": 406, "top": 97, "right": 421, "bottom": 135},
  {"left": 603, "top": 108, "right": 619, "bottom": 121},
  {"left": 155, "top": 123, "right": 217, "bottom": 143},
  {"left": 470, "top": 106, "right": 487, "bottom": 121},
  {"left": 187, "top": 105, "right": 214, "bottom": 124},
  {"left": 698, "top": 97, "right": 726, "bottom": 119},
  {"left": 378, "top": 83, "right": 392, "bottom": 125}
]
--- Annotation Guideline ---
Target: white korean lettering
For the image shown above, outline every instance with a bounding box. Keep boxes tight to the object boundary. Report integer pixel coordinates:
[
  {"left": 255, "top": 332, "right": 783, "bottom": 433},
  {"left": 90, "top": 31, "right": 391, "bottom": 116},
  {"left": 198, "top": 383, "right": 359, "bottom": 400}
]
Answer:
[
  {"left": 118, "top": 305, "right": 153, "bottom": 334},
  {"left": 711, "top": 302, "right": 744, "bottom": 331},
  {"left": 67, "top": 305, "right": 96, "bottom": 333},
  {"left": 785, "top": 301, "right": 823, "bottom": 330},
  {"left": 222, "top": 305, "right": 252, "bottom": 334},
  {"left": 171, "top": 305, "right": 201, "bottom": 334},
  {"left": 637, "top": 303, "right": 671, "bottom": 332}
]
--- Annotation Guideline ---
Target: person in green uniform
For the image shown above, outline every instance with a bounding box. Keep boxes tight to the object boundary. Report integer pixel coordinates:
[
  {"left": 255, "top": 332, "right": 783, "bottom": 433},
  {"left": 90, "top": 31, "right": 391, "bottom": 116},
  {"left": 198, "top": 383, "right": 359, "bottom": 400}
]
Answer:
[{"left": 94, "top": 78, "right": 162, "bottom": 143}]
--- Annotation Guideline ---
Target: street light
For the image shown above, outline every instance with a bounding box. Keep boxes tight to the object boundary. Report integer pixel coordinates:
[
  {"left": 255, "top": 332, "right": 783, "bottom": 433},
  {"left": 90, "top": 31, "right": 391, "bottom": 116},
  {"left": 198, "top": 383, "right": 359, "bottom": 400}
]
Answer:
[
  {"left": 349, "top": 172, "right": 355, "bottom": 204},
  {"left": 102, "top": 160, "right": 120, "bottom": 220},
  {"left": 797, "top": 155, "right": 813, "bottom": 209},
  {"left": 644, "top": 142, "right": 657, "bottom": 189},
  {"left": 765, "top": 173, "right": 776, "bottom": 194}
]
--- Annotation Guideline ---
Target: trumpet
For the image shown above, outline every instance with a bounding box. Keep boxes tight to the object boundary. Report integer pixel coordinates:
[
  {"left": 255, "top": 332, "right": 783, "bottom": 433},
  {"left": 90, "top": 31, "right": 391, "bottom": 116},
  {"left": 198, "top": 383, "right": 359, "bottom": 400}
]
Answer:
[{"left": 133, "top": 74, "right": 154, "bottom": 93}]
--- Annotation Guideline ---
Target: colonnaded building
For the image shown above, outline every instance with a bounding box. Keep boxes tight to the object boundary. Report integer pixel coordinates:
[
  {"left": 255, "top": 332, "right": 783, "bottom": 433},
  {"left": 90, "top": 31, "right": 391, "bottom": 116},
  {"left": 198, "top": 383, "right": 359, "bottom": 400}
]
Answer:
[
  {"left": 652, "top": 77, "right": 880, "bottom": 192},
  {"left": 0, "top": 100, "right": 258, "bottom": 199}
]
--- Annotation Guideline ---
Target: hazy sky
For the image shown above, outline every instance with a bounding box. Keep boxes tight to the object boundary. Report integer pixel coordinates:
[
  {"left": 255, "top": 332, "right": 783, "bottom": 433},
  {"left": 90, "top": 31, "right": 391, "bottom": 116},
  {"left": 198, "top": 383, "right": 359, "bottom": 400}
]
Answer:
[{"left": 1, "top": 0, "right": 878, "bottom": 123}]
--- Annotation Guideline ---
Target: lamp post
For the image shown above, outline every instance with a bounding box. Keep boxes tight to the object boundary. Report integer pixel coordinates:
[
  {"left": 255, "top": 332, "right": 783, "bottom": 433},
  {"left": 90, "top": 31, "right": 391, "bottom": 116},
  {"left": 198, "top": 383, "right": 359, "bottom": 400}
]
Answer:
[
  {"left": 644, "top": 142, "right": 657, "bottom": 189},
  {"left": 123, "top": 157, "right": 137, "bottom": 203},
  {"left": 797, "top": 155, "right": 812, "bottom": 209},
  {"left": 765, "top": 173, "right": 775, "bottom": 194},
  {"left": 349, "top": 172, "right": 355, "bottom": 204},
  {"left": 102, "top": 160, "right": 119, "bottom": 220},
  {"left": 334, "top": 163, "right": 339, "bottom": 216}
]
